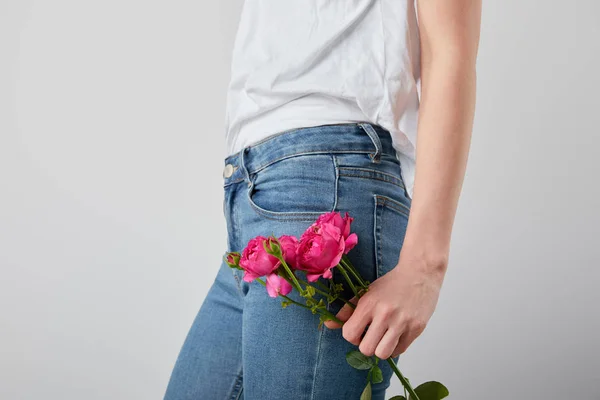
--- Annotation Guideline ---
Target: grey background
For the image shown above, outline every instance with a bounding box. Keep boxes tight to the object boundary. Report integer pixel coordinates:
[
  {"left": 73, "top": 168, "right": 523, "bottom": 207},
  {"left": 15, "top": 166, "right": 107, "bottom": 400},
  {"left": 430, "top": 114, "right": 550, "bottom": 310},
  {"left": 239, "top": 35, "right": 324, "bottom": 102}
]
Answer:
[{"left": 1, "top": 1, "right": 598, "bottom": 399}]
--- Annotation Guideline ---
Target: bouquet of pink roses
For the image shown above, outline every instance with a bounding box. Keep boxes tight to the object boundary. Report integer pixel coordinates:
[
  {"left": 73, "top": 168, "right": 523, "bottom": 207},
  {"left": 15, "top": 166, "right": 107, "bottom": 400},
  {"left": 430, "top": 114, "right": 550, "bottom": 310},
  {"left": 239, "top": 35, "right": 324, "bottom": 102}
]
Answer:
[{"left": 225, "top": 211, "right": 448, "bottom": 400}]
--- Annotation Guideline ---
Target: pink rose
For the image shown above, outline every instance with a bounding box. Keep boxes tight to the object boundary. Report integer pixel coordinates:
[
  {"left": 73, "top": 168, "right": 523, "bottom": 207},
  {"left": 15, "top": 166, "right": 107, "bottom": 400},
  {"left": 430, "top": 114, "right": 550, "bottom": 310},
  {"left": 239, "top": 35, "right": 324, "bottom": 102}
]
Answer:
[
  {"left": 239, "top": 236, "right": 280, "bottom": 282},
  {"left": 265, "top": 273, "right": 293, "bottom": 298},
  {"left": 278, "top": 234, "right": 299, "bottom": 269},
  {"left": 296, "top": 222, "right": 346, "bottom": 282},
  {"left": 311, "top": 211, "right": 358, "bottom": 254}
]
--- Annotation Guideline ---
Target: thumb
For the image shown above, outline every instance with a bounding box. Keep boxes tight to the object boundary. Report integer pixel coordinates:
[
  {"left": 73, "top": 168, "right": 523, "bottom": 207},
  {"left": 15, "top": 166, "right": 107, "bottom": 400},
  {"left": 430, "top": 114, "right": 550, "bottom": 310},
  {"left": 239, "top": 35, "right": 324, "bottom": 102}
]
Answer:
[{"left": 323, "top": 296, "right": 358, "bottom": 329}]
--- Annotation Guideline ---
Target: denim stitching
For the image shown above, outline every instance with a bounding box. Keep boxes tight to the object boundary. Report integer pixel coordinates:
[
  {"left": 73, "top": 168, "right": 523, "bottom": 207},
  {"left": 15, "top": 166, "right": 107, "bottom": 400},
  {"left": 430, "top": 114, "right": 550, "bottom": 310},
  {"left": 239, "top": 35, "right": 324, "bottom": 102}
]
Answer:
[
  {"left": 240, "top": 147, "right": 251, "bottom": 186},
  {"left": 332, "top": 154, "right": 339, "bottom": 211},
  {"left": 245, "top": 154, "right": 338, "bottom": 222},
  {"left": 375, "top": 194, "right": 410, "bottom": 217},
  {"left": 339, "top": 172, "right": 404, "bottom": 190},
  {"left": 358, "top": 123, "right": 382, "bottom": 163},
  {"left": 337, "top": 166, "right": 403, "bottom": 184},
  {"left": 374, "top": 194, "right": 410, "bottom": 280},
  {"left": 248, "top": 150, "right": 374, "bottom": 176},
  {"left": 337, "top": 168, "right": 405, "bottom": 190},
  {"left": 247, "top": 205, "right": 336, "bottom": 221},
  {"left": 235, "top": 388, "right": 243, "bottom": 400},
  {"left": 374, "top": 194, "right": 384, "bottom": 279},
  {"left": 224, "top": 177, "right": 245, "bottom": 187},
  {"left": 232, "top": 269, "right": 243, "bottom": 294},
  {"left": 228, "top": 365, "right": 243, "bottom": 400},
  {"left": 309, "top": 298, "right": 328, "bottom": 400}
]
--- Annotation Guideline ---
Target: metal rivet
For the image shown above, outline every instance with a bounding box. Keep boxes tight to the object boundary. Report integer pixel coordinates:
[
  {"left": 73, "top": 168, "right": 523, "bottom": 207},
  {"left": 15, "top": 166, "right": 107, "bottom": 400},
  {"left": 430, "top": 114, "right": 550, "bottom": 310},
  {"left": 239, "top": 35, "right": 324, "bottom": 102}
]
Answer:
[{"left": 223, "top": 163, "right": 235, "bottom": 178}]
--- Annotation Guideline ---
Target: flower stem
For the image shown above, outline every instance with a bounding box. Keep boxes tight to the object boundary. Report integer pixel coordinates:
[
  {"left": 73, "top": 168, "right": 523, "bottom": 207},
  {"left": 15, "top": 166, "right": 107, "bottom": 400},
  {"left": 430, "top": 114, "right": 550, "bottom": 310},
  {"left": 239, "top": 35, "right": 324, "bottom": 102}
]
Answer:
[
  {"left": 294, "top": 276, "right": 356, "bottom": 309},
  {"left": 257, "top": 278, "right": 343, "bottom": 325},
  {"left": 279, "top": 258, "right": 304, "bottom": 294},
  {"left": 341, "top": 255, "right": 368, "bottom": 288},
  {"left": 386, "top": 358, "right": 420, "bottom": 400},
  {"left": 313, "top": 279, "right": 332, "bottom": 292},
  {"left": 337, "top": 263, "right": 359, "bottom": 297},
  {"left": 256, "top": 278, "right": 310, "bottom": 310},
  {"left": 320, "top": 310, "right": 344, "bottom": 325},
  {"left": 339, "top": 298, "right": 356, "bottom": 309},
  {"left": 293, "top": 277, "right": 331, "bottom": 297}
]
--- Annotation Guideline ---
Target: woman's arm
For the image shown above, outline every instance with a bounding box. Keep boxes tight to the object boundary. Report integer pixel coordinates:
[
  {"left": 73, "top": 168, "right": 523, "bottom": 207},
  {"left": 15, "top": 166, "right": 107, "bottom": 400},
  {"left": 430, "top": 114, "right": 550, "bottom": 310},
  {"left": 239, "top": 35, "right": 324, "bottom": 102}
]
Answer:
[
  {"left": 404, "top": 0, "right": 482, "bottom": 276},
  {"left": 324, "top": 0, "right": 482, "bottom": 359}
]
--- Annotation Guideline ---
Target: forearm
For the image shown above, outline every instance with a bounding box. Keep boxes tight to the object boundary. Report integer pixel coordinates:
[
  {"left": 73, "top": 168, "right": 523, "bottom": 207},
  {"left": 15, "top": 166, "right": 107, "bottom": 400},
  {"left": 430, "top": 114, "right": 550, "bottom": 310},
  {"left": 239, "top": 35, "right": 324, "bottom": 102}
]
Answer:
[
  {"left": 397, "top": 0, "right": 481, "bottom": 281},
  {"left": 400, "top": 60, "right": 476, "bottom": 277}
]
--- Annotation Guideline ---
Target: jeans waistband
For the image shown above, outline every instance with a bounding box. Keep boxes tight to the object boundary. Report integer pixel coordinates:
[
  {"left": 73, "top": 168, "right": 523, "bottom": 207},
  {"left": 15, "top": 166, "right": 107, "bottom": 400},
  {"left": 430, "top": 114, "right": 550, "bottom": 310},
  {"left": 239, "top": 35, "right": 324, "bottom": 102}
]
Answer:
[{"left": 223, "top": 122, "right": 396, "bottom": 184}]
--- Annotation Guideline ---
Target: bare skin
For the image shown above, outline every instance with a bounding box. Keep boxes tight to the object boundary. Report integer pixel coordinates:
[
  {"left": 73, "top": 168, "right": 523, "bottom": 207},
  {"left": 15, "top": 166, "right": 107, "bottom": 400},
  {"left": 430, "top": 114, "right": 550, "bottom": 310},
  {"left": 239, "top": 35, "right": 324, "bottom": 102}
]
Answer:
[{"left": 324, "top": 0, "right": 482, "bottom": 360}]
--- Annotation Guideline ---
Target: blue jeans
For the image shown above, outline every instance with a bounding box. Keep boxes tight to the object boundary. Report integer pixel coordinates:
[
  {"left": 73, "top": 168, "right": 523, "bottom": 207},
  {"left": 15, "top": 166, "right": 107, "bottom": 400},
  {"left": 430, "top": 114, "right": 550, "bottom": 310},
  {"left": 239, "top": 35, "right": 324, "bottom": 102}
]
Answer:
[{"left": 163, "top": 122, "right": 412, "bottom": 400}]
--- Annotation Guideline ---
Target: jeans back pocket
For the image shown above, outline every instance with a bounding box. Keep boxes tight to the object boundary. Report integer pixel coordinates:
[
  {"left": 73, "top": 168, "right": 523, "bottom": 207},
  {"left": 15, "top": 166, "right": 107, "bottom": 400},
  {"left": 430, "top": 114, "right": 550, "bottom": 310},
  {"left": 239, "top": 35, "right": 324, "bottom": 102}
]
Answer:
[{"left": 374, "top": 194, "right": 410, "bottom": 279}]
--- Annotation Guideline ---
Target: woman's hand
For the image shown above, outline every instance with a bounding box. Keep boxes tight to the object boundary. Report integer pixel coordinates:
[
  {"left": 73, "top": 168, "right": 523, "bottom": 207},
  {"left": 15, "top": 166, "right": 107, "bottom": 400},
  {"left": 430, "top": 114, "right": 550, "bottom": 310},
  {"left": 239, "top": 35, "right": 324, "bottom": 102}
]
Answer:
[{"left": 324, "top": 255, "right": 445, "bottom": 359}]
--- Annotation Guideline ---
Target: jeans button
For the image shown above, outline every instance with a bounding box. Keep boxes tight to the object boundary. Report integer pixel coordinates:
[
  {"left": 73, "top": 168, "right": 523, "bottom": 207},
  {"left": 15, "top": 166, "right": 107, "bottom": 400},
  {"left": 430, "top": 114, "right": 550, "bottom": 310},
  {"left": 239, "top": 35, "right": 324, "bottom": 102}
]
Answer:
[{"left": 223, "top": 163, "right": 235, "bottom": 178}]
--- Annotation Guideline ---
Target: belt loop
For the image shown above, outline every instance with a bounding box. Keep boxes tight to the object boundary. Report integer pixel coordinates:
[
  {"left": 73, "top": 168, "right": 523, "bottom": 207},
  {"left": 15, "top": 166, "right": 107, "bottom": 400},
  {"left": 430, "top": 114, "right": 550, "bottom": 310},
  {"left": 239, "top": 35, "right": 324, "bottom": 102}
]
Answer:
[
  {"left": 358, "top": 122, "right": 382, "bottom": 163},
  {"left": 239, "top": 146, "right": 251, "bottom": 187}
]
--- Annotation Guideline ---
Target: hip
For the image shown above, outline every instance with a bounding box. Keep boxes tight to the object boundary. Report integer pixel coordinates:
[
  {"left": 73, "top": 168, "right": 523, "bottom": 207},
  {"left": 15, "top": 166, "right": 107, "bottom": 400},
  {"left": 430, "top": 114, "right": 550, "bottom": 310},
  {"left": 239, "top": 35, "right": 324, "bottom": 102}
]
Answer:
[{"left": 222, "top": 122, "right": 412, "bottom": 288}]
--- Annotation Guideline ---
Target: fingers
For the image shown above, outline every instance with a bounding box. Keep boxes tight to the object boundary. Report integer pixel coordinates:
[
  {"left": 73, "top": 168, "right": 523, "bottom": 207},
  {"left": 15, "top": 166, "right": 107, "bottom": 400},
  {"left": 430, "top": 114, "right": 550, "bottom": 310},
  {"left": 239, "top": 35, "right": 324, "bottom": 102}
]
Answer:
[
  {"left": 342, "top": 298, "right": 374, "bottom": 346},
  {"left": 391, "top": 321, "right": 426, "bottom": 357},
  {"left": 324, "top": 305, "right": 426, "bottom": 360},
  {"left": 323, "top": 318, "right": 343, "bottom": 329},
  {"left": 374, "top": 327, "right": 401, "bottom": 359},
  {"left": 358, "top": 321, "right": 388, "bottom": 357},
  {"left": 324, "top": 296, "right": 358, "bottom": 329},
  {"left": 337, "top": 296, "right": 358, "bottom": 321}
]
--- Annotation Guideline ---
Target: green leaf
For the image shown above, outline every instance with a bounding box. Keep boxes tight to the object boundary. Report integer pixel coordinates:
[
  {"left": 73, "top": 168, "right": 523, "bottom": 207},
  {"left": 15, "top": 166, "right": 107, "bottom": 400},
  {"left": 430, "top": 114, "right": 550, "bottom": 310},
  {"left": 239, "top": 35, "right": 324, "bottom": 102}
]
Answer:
[
  {"left": 370, "top": 365, "right": 383, "bottom": 384},
  {"left": 346, "top": 350, "right": 374, "bottom": 370},
  {"left": 409, "top": 381, "right": 449, "bottom": 400},
  {"left": 361, "top": 381, "right": 372, "bottom": 400},
  {"left": 388, "top": 396, "right": 407, "bottom": 400}
]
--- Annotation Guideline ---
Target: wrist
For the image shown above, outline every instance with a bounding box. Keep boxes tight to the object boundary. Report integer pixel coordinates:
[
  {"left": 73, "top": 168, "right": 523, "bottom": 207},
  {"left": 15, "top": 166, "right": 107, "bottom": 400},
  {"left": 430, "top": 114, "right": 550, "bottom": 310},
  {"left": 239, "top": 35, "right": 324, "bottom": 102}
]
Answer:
[{"left": 397, "top": 245, "right": 449, "bottom": 281}]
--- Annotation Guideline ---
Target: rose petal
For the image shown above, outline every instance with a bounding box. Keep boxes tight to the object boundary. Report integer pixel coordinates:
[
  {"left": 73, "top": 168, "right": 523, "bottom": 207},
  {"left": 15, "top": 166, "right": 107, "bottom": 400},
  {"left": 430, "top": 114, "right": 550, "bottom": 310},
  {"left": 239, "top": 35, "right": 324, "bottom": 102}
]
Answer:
[
  {"left": 265, "top": 273, "right": 293, "bottom": 298},
  {"left": 305, "top": 272, "right": 322, "bottom": 282},
  {"left": 243, "top": 271, "right": 259, "bottom": 282},
  {"left": 343, "top": 233, "right": 358, "bottom": 254},
  {"left": 279, "top": 278, "right": 292, "bottom": 296}
]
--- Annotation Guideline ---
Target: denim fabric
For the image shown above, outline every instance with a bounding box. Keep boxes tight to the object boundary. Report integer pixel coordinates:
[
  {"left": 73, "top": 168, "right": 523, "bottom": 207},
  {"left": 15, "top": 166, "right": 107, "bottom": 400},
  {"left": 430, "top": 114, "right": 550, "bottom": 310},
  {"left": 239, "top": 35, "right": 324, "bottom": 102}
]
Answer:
[{"left": 163, "top": 122, "right": 412, "bottom": 400}]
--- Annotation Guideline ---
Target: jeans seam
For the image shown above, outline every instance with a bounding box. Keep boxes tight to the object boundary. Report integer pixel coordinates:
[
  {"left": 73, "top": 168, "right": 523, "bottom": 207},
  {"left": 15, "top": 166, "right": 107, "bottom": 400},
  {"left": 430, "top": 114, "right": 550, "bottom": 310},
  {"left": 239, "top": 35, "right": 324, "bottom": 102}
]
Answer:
[
  {"left": 375, "top": 194, "right": 411, "bottom": 217},
  {"left": 310, "top": 307, "right": 327, "bottom": 399},
  {"left": 232, "top": 269, "right": 243, "bottom": 294},
  {"left": 338, "top": 170, "right": 405, "bottom": 190},
  {"left": 332, "top": 154, "right": 339, "bottom": 211},
  {"left": 224, "top": 177, "right": 245, "bottom": 187},
  {"left": 246, "top": 188, "right": 335, "bottom": 221},
  {"left": 374, "top": 194, "right": 383, "bottom": 279},
  {"left": 228, "top": 364, "right": 243, "bottom": 400},
  {"left": 249, "top": 150, "right": 373, "bottom": 176}
]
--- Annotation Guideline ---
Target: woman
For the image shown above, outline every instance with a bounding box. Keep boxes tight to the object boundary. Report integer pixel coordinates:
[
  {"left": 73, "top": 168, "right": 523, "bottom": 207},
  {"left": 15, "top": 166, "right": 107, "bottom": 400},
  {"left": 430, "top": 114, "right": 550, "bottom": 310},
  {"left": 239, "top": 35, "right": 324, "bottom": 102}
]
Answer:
[{"left": 164, "top": 0, "right": 481, "bottom": 399}]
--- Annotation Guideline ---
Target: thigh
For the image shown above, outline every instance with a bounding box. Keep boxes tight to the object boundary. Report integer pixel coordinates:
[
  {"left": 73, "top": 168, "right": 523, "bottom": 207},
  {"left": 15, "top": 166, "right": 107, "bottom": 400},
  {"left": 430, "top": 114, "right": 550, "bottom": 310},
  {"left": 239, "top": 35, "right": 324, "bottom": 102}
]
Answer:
[
  {"left": 163, "top": 259, "right": 244, "bottom": 400},
  {"left": 236, "top": 216, "right": 399, "bottom": 400},
  {"left": 241, "top": 274, "right": 380, "bottom": 399}
]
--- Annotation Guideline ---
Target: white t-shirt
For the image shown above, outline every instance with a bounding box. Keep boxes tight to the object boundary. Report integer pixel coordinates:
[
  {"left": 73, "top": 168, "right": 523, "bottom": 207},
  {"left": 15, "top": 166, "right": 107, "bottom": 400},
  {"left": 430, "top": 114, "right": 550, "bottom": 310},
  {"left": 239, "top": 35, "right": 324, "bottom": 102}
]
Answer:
[{"left": 224, "top": 0, "right": 421, "bottom": 199}]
